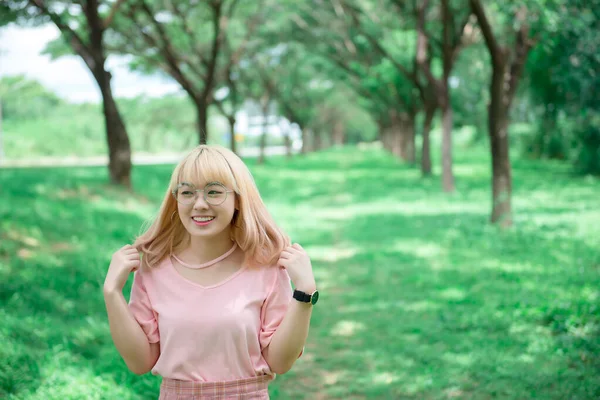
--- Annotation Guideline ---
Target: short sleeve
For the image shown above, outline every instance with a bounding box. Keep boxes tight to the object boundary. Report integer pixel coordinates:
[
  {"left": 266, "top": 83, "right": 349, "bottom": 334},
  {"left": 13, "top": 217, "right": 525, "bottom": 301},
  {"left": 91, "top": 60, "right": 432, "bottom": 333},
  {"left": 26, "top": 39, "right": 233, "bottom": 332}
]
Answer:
[
  {"left": 259, "top": 267, "right": 293, "bottom": 350},
  {"left": 128, "top": 270, "right": 160, "bottom": 344}
]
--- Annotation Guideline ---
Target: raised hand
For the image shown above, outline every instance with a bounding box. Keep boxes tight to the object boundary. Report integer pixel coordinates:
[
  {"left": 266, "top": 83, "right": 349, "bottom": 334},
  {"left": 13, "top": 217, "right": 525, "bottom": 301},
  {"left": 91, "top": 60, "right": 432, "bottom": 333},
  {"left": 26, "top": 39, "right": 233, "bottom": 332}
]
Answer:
[
  {"left": 103, "top": 245, "right": 141, "bottom": 294},
  {"left": 277, "top": 243, "right": 316, "bottom": 293}
]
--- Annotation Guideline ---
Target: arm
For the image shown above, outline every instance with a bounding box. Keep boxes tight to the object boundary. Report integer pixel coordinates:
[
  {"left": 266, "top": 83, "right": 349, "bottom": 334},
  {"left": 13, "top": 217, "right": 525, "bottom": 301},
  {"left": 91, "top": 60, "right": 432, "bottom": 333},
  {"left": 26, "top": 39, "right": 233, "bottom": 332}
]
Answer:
[
  {"left": 103, "top": 245, "right": 160, "bottom": 375},
  {"left": 263, "top": 243, "right": 316, "bottom": 374},
  {"left": 262, "top": 286, "right": 314, "bottom": 374},
  {"left": 104, "top": 288, "right": 160, "bottom": 375}
]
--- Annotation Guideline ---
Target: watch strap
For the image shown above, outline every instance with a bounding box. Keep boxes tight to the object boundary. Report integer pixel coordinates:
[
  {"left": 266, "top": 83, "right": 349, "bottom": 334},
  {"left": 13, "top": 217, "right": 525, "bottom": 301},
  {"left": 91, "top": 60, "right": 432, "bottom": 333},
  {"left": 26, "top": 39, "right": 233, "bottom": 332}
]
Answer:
[{"left": 293, "top": 289, "right": 312, "bottom": 303}]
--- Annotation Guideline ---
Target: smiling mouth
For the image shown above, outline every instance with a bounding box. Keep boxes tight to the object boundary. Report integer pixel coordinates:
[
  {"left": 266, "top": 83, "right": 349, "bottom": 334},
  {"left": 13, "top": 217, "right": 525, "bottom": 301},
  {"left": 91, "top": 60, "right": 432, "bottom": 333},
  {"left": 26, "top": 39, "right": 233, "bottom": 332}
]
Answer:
[
  {"left": 192, "top": 216, "right": 215, "bottom": 222},
  {"left": 191, "top": 216, "right": 215, "bottom": 226}
]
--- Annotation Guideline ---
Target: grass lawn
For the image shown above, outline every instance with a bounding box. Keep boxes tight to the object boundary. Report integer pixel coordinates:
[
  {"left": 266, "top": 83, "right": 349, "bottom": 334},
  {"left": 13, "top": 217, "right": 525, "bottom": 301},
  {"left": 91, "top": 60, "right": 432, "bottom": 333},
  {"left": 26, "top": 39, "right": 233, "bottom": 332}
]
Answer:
[{"left": 1, "top": 146, "right": 599, "bottom": 399}]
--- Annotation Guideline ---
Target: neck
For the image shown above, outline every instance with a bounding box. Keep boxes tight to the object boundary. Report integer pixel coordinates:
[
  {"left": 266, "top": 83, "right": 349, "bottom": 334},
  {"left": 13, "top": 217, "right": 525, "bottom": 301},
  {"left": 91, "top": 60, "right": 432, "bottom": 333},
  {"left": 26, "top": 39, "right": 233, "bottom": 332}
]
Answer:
[{"left": 180, "top": 230, "right": 235, "bottom": 264}]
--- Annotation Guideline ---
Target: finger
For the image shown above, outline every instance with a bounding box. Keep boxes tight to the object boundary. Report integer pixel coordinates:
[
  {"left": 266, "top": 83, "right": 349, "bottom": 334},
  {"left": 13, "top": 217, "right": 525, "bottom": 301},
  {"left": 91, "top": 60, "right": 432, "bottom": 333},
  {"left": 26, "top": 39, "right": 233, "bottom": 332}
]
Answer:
[
  {"left": 278, "top": 258, "right": 290, "bottom": 268},
  {"left": 284, "top": 246, "right": 299, "bottom": 254},
  {"left": 127, "top": 257, "right": 141, "bottom": 265},
  {"left": 292, "top": 243, "right": 304, "bottom": 251},
  {"left": 280, "top": 251, "right": 293, "bottom": 259}
]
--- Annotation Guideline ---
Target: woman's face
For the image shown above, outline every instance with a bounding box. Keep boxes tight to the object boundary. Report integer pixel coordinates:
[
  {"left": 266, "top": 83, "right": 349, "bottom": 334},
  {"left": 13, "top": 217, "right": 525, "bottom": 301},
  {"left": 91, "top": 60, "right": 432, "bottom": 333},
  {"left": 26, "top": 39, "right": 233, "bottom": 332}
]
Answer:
[{"left": 174, "top": 181, "right": 237, "bottom": 241}]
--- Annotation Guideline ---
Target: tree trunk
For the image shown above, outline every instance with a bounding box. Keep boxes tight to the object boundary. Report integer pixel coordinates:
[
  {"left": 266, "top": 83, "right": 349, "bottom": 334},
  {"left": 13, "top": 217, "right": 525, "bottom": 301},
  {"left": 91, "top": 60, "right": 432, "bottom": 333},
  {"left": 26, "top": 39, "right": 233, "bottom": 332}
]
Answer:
[
  {"left": 302, "top": 128, "right": 314, "bottom": 153},
  {"left": 284, "top": 129, "right": 292, "bottom": 158},
  {"left": 282, "top": 119, "right": 292, "bottom": 158},
  {"left": 488, "top": 67, "right": 512, "bottom": 226},
  {"left": 379, "top": 121, "right": 392, "bottom": 153},
  {"left": 313, "top": 130, "right": 324, "bottom": 151},
  {"left": 30, "top": 0, "right": 133, "bottom": 187},
  {"left": 96, "top": 71, "right": 132, "bottom": 188},
  {"left": 441, "top": 102, "right": 455, "bottom": 192},
  {"left": 421, "top": 104, "right": 435, "bottom": 176},
  {"left": 0, "top": 97, "right": 4, "bottom": 162},
  {"left": 400, "top": 112, "right": 416, "bottom": 164},
  {"left": 228, "top": 116, "right": 237, "bottom": 154},
  {"left": 195, "top": 100, "right": 209, "bottom": 144},
  {"left": 379, "top": 117, "right": 392, "bottom": 154},
  {"left": 258, "top": 94, "right": 269, "bottom": 164},
  {"left": 332, "top": 120, "right": 345, "bottom": 146},
  {"left": 389, "top": 112, "right": 402, "bottom": 158},
  {"left": 470, "top": 0, "right": 534, "bottom": 226},
  {"left": 380, "top": 110, "right": 414, "bottom": 163}
]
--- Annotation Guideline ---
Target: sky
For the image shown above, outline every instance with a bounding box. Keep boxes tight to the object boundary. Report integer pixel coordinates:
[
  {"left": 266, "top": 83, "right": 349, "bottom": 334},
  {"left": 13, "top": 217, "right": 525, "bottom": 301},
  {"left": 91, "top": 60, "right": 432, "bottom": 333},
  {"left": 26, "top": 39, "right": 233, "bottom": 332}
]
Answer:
[
  {"left": 0, "top": 24, "right": 181, "bottom": 103},
  {"left": 0, "top": 23, "right": 299, "bottom": 140}
]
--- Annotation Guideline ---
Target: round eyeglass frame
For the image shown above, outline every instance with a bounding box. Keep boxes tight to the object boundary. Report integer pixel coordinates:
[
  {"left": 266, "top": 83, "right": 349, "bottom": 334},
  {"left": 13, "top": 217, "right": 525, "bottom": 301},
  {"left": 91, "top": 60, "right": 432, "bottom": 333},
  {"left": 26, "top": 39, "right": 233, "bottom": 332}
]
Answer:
[{"left": 171, "top": 182, "right": 234, "bottom": 206}]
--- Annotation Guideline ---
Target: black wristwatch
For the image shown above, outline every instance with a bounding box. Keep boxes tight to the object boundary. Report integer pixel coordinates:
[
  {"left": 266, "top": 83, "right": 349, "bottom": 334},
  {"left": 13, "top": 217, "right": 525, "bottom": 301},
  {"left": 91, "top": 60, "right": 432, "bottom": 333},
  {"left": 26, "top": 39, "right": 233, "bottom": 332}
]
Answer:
[{"left": 293, "top": 289, "right": 319, "bottom": 305}]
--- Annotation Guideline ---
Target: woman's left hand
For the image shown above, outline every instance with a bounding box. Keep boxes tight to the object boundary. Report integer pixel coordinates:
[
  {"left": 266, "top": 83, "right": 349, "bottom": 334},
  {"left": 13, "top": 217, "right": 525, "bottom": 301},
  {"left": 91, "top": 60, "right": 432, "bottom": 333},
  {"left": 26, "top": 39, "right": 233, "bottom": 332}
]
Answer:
[{"left": 278, "top": 243, "right": 316, "bottom": 292}]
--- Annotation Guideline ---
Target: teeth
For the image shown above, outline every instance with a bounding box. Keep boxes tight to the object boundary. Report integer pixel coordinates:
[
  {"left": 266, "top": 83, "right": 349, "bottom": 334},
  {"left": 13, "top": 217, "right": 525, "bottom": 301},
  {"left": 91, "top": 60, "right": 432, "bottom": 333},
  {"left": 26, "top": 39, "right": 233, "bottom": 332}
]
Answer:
[{"left": 193, "top": 216, "right": 215, "bottom": 222}]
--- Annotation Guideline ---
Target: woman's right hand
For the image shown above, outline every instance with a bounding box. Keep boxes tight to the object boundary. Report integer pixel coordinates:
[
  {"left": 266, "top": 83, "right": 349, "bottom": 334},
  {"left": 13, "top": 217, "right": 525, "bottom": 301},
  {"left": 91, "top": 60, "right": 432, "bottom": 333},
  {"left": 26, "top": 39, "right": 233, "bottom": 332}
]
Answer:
[{"left": 103, "top": 245, "right": 141, "bottom": 294}]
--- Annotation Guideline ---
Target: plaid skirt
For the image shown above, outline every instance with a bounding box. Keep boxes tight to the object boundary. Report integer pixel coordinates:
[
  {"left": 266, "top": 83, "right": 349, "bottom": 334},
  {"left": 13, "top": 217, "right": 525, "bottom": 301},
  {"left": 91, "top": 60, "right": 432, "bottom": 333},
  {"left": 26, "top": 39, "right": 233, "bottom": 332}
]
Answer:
[{"left": 158, "top": 374, "right": 273, "bottom": 400}]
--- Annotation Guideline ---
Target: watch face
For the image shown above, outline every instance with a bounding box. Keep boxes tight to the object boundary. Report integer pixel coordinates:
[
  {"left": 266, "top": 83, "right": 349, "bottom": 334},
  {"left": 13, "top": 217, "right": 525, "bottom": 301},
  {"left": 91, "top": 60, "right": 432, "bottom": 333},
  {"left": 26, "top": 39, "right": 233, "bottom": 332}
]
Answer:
[{"left": 311, "top": 290, "right": 319, "bottom": 305}]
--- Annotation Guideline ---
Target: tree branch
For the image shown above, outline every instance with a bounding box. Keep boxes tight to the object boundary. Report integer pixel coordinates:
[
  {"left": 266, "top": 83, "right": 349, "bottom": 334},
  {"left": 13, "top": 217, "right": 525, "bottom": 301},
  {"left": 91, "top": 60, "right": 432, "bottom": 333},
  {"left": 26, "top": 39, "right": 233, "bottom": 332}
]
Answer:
[
  {"left": 506, "top": 8, "right": 534, "bottom": 104},
  {"left": 128, "top": 1, "right": 201, "bottom": 98},
  {"left": 415, "top": 0, "right": 440, "bottom": 90},
  {"left": 168, "top": 0, "right": 210, "bottom": 68},
  {"left": 84, "top": 0, "right": 103, "bottom": 54},
  {"left": 29, "top": 0, "right": 96, "bottom": 71},
  {"left": 469, "top": 0, "right": 502, "bottom": 66},
  {"left": 441, "top": 0, "right": 452, "bottom": 79},
  {"left": 201, "top": 0, "right": 228, "bottom": 102},
  {"left": 103, "top": 0, "right": 127, "bottom": 29},
  {"left": 449, "top": 11, "right": 473, "bottom": 70},
  {"left": 225, "top": 0, "right": 241, "bottom": 20},
  {"left": 344, "top": 1, "right": 416, "bottom": 84}
]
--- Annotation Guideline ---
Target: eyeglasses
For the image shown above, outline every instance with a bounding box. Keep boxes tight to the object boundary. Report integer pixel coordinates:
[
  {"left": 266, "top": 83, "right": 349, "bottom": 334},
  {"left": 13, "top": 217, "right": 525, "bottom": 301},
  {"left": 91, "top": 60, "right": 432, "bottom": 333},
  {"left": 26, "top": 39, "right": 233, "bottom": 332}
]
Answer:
[{"left": 172, "top": 182, "right": 234, "bottom": 206}]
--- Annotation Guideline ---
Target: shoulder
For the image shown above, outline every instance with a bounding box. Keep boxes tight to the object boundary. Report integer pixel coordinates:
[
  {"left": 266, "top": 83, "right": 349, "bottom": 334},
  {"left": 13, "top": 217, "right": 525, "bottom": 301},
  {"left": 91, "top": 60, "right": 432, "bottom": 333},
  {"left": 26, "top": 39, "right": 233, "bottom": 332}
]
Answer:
[
  {"left": 263, "top": 265, "right": 291, "bottom": 289},
  {"left": 137, "top": 256, "right": 170, "bottom": 282},
  {"left": 243, "top": 263, "right": 289, "bottom": 289},
  {"left": 249, "top": 263, "right": 286, "bottom": 277}
]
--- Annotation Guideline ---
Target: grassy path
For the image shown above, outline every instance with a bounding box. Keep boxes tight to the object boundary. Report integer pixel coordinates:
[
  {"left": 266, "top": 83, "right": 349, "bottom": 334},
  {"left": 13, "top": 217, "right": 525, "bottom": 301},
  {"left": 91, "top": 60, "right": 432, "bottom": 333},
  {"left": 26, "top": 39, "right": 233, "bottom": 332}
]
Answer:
[{"left": 1, "top": 147, "right": 598, "bottom": 399}]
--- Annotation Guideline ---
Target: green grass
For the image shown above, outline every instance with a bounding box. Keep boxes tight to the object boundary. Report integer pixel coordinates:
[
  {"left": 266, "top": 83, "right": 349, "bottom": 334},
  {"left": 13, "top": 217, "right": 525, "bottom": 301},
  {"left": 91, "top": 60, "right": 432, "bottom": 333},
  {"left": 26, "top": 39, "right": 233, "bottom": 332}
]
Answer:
[{"left": 1, "top": 146, "right": 599, "bottom": 399}]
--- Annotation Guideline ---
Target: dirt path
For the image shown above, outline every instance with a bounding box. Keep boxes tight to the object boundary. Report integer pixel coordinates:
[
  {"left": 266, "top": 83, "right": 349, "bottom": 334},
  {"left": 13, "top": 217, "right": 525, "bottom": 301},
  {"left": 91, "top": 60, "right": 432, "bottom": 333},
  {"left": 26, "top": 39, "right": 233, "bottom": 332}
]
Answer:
[{"left": 0, "top": 146, "right": 294, "bottom": 168}]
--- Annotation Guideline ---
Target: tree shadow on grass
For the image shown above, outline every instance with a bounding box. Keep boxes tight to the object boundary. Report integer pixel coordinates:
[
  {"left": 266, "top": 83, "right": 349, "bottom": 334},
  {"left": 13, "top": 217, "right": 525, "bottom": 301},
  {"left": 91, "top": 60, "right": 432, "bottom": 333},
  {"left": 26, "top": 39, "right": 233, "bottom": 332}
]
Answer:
[
  {"left": 1, "top": 167, "right": 169, "bottom": 399},
  {"left": 285, "top": 209, "right": 599, "bottom": 399}
]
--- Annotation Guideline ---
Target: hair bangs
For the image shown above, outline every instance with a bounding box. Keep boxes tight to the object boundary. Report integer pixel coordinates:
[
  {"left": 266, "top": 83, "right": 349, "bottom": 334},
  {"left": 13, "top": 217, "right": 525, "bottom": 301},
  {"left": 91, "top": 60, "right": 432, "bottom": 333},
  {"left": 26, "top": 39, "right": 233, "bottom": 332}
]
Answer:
[{"left": 176, "top": 148, "right": 238, "bottom": 191}]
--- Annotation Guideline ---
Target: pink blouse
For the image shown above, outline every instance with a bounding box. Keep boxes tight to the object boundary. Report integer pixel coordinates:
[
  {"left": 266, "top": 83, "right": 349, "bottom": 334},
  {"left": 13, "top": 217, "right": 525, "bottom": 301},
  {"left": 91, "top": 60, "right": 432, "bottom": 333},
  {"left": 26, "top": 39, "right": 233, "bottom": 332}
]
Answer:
[{"left": 128, "top": 257, "right": 294, "bottom": 381}]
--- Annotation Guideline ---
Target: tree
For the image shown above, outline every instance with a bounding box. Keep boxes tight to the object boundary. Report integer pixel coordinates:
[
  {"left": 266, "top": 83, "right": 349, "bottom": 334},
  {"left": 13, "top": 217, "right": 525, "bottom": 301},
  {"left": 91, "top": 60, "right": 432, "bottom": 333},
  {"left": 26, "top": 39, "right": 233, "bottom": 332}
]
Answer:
[
  {"left": 213, "top": 3, "right": 264, "bottom": 153},
  {"left": 252, "top": 45, "right": 333, "bottom": 155},
  {"left": 469, "top": 0, "right": 537, "bottom": 226},
  {"left": 11, "top": 0, "right": 134, "bottom": 187},
  {"left": 287, "top": 1, "right": 418, "bottom": 162},
  {"left": 413, "top": 0, "right": 472, "bottom": 191},
  {"left": 108, "top": 0, "right": 269, "bottom": 146},
  {"left": 525, "top": 0, "right": 600, "bottom": 175},
  {"left": 345, "top": 0, "right": 472, "bottom": 186}
]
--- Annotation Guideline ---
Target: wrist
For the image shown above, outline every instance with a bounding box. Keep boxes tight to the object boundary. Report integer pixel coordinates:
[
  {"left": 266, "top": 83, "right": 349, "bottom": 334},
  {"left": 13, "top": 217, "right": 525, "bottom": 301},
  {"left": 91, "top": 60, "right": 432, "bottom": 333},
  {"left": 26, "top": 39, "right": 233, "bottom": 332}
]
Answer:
[
  {"left": 294, "top": 279, "right": 317, "bottom": 293},
  {"left": 103, "top": 283, "right": 123, "bottom": 297}
]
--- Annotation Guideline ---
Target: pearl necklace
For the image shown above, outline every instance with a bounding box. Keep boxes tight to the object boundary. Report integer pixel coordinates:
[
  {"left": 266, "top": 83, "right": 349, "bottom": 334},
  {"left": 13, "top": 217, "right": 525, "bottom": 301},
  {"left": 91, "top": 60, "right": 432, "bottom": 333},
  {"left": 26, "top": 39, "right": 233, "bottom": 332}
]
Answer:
[{"left": 171, "top": 243, "right": 237, "bottom": 269}]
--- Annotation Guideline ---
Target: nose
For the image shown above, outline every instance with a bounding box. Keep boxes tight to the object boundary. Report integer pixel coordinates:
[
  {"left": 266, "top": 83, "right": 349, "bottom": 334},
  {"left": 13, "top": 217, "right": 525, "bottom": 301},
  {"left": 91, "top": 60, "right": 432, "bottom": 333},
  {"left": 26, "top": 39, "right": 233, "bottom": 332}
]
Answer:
[{"left": 192, "top": 192, "right": 210, "bottom": 209}]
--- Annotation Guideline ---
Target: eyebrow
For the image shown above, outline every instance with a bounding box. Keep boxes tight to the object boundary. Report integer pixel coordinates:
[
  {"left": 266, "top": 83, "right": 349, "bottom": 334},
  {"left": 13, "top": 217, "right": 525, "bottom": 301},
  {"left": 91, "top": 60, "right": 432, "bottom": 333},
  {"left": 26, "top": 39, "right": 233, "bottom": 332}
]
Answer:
[{"left": 178, "top": 181, "right": 226, "bottom": 187}]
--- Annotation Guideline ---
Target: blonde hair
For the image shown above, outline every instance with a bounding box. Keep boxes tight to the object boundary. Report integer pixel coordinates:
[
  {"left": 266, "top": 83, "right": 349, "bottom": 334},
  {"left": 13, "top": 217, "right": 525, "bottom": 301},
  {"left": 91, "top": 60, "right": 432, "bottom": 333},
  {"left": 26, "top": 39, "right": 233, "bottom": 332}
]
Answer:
[{"left": 134, "top": 145, "right": 290, "bottom": 268}]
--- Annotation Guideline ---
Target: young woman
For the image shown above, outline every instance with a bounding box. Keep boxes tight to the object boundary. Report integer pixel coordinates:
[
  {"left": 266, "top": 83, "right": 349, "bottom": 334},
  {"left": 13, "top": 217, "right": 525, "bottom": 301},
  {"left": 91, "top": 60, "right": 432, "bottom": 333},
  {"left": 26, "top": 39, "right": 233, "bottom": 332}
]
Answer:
[{"left": 103, "top": 145, "right": 319, "bottom": 399}]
